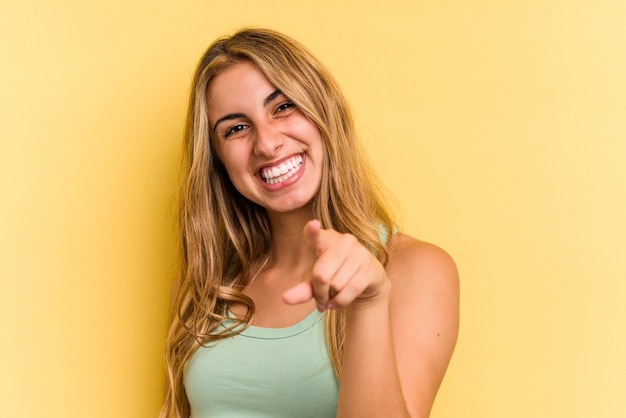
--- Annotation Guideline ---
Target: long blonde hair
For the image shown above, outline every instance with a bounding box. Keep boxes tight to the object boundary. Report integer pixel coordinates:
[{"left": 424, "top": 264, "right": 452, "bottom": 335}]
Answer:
[{"left": 161, "top": 28, "right": 395, "bottom": 418}]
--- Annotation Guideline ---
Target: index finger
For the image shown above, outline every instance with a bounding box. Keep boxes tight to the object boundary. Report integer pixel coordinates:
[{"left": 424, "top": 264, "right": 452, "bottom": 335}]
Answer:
[{"left": 303, "top": 220, "right": 336, "bottom": 255}]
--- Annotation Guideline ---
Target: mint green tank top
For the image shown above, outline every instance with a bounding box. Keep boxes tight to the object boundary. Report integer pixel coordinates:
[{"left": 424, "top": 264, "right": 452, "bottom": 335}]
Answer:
[{"left": 184, "top": 310, "right": 339, "bottom": 417}]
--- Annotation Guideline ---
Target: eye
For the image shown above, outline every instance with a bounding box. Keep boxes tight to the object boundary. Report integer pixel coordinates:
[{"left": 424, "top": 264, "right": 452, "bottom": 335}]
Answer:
[
  {"left": 224, "top": 123, "right": 248, "bottom": 138},
  {"left": 275, "top": 101, "right": 296, "bottom": 114}
]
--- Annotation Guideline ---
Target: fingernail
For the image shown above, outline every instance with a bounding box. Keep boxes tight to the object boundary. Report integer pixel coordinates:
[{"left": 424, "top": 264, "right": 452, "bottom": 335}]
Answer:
[
  {"left": 317, "top": 304, "right": 326, "bottom": 313},
  {"left": 327, "top": 304, "right": 337, "bottom": 310}
]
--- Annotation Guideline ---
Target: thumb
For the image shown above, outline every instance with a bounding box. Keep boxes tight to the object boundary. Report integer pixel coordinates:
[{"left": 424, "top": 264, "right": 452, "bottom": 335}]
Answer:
[{"left": 282, "top": 281, "right": 314, "bottom": 305}]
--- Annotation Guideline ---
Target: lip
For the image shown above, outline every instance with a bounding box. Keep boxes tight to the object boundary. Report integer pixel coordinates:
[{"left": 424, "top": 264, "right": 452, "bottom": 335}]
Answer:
[
  {"left": 254, "top": 152, "right": 304, "bottom": 173},
  {"left": 255, "top": 152, "right": 306, "bottom": 191}
]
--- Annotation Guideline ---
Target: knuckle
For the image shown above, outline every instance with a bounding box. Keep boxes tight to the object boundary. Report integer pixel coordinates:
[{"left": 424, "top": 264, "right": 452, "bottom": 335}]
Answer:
[
  {"left": 347, "top": 278, "right": 367, "bottom": 294},
  {"left": 311, "top": 266, "right": 330, "bottom": 283}
]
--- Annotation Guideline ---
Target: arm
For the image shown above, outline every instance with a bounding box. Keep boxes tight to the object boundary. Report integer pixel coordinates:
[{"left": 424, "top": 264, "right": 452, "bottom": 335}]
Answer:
[
  {"left": 340, "top": 234, "right": 459, "bottom": 417},
  {"left": 284, "top": 223, "right": 459, "bottom": 417}
]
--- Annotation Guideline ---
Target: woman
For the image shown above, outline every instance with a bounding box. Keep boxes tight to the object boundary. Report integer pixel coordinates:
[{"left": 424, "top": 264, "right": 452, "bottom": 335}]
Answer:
[{"left": 161, "top": 28, "right": 459, "bottom": 418}]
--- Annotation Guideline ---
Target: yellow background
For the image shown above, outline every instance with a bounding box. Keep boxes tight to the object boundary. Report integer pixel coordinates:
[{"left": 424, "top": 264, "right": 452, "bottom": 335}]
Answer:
[{"left": 1, "top": 1, "right": 625, "bottom": 417}]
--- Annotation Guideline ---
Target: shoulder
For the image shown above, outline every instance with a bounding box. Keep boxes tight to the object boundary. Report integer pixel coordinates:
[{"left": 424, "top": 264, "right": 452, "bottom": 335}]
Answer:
[
  {"left": 385, "top": 233, "right": 459, "bottom": 337},
  {"left": 386, "top": 232, "right": 459, "bottom": 289},
  {"left": 383, "top": 233, "right": 459, "bottom": 412}
]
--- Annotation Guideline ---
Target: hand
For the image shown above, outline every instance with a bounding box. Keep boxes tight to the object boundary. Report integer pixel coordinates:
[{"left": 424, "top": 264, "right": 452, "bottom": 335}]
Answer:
[{"left": 282, "top": 220, "right": 389, "bottom": 312}]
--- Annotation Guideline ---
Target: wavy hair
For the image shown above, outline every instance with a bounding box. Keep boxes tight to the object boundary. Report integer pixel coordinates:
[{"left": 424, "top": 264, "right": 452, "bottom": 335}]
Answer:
[{"left": 160, "top": 27, "right": 396, "bottom": 418}]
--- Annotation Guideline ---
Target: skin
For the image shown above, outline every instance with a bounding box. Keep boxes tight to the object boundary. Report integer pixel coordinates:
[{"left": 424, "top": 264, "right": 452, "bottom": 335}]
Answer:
[
  {"left": 207, "top": 61, "right": 460, "bottom": 417},
  {"left": 208, "top": 61, "right": 324, "bottom": 217}
]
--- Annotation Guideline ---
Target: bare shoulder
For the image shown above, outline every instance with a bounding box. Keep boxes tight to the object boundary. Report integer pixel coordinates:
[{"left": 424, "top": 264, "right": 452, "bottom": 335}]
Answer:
[
  {"left": 386, "top": 232, "right": 459, "bottom": 290},
  {"left": 385, "top": 232, "right": 459, "bottom": 352},
  {"left": 385, "top": 233, "right": 460, "bottom": 412}
]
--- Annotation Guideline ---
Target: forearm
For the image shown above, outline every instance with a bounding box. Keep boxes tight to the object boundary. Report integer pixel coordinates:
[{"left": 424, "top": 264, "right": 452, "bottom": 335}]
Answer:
[
  {"left": 336, "top": 287, "right": 413, "bottom": 418},
  {"left": 286, "top": 226, "right": 457, "bottom": 417}
]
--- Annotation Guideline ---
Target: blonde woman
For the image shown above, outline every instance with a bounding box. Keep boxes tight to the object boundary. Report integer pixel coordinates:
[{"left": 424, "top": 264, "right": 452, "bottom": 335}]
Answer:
[{"left": 161, "top": 28, "right": 459, "bottom": 418}]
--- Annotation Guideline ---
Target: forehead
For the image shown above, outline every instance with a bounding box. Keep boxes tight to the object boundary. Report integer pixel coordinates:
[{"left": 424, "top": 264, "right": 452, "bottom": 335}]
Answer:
[{"left": 207, "top": 62, "right": 276, "bottom": 115}]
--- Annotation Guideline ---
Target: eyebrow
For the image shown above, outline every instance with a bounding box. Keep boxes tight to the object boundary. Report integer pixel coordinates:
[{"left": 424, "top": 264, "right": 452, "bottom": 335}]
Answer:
[
  {"left": 263, "top": 89, "right": 282, "bottom": 106},
  {"left": 212, "top": 89, "right": 283, "bottom": 132}
]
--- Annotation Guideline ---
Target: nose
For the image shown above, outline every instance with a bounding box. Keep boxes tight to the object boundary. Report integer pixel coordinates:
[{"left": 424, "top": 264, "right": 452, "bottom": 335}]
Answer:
[{"left": 253, "top": 123, "right": 283, "bottom": 157}]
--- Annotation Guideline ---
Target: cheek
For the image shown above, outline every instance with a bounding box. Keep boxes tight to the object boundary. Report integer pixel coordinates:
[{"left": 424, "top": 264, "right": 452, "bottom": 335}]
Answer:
[
  {"left": 221, "top": 162, "right": 249, "bottom": 190},
  {"left": 210, "top": 146, "right": 240, "bottom": 188},
  {"left": 313, "top": 136, "right": 326, "bottom": 167},
  {"left": 217, "top": 151, "right": 255, "bottom": 192},
  {"left": 213, "top": 143, "right": 241, "bottom": 172}
]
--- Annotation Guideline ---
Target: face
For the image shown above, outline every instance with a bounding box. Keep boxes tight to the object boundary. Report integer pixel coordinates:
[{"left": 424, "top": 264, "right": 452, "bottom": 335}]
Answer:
[{"left": 207, "top": 61, "right": 324, "bottom": 215}]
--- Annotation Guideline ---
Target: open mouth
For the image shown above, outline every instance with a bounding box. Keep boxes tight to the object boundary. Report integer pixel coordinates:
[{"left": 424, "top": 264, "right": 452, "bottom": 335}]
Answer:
[{"left": 259, "top": 154, "right": 304, "bottom": 185}]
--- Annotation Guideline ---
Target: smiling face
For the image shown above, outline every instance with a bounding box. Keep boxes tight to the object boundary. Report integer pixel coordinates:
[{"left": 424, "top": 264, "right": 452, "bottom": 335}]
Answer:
[{"left": 207, "top": 60, "right": 325, "bottom": 216}]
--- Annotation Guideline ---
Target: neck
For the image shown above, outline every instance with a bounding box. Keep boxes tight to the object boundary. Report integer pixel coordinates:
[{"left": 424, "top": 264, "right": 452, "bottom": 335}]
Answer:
[{"left": 265, "top": 206, "right": 317, "bottom": 270}]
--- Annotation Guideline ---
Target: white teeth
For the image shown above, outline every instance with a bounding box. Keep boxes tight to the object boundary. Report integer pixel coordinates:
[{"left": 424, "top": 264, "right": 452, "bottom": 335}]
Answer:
[{"left": 261, "top": 154, "right": 304, "bottom": 184}]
